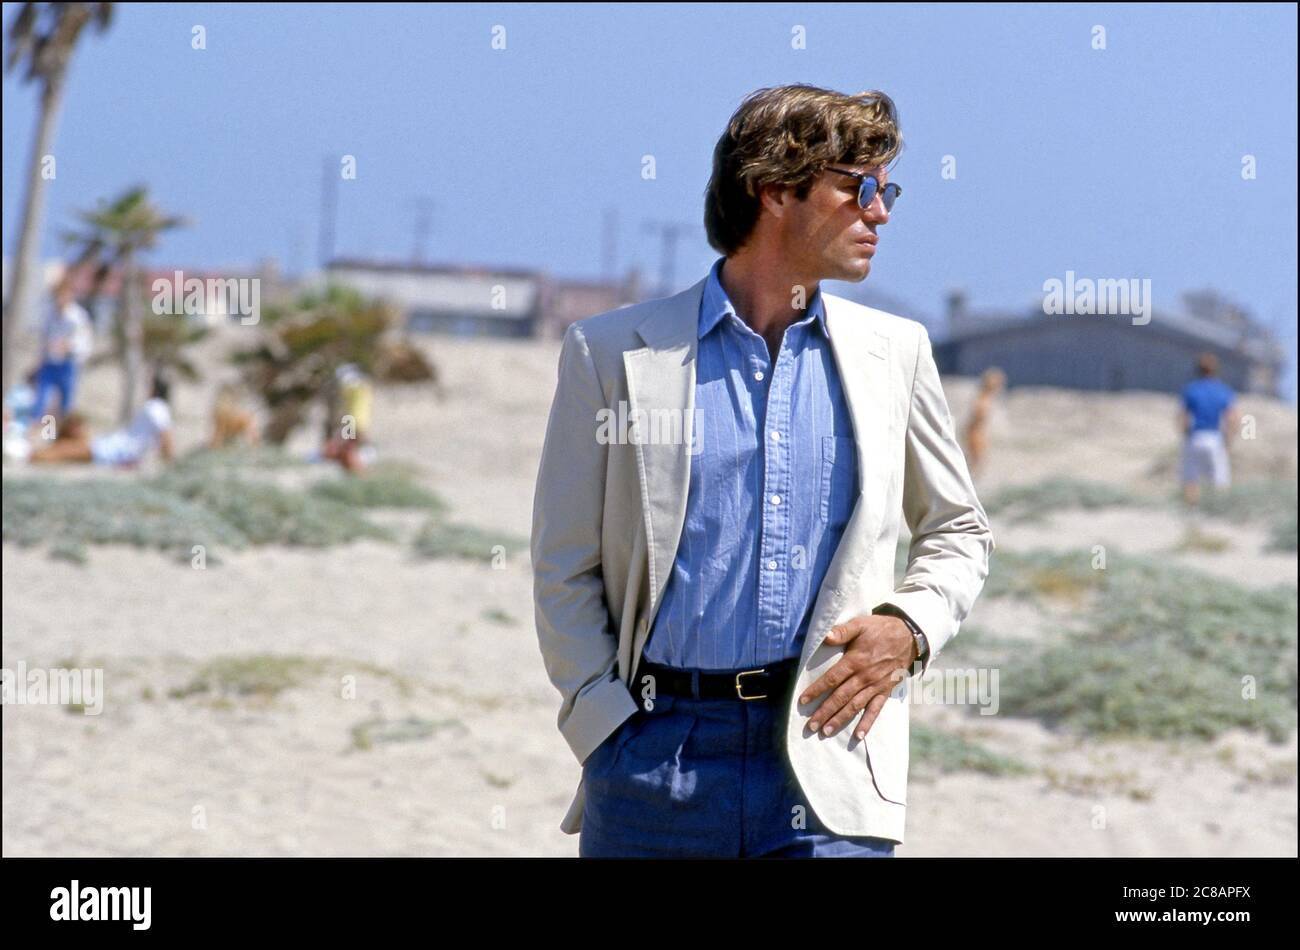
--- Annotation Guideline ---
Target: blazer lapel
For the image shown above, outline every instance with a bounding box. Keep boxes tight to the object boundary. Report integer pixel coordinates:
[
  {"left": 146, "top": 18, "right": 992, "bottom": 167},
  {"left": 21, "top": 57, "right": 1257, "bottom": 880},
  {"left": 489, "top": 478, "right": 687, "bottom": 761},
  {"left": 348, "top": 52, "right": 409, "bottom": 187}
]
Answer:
[
  {"left": 799, "top": 295, "right": 895, "bottom": 664},
  {"left": 625, "top": 277, "right": 706, "bottom": 622}
]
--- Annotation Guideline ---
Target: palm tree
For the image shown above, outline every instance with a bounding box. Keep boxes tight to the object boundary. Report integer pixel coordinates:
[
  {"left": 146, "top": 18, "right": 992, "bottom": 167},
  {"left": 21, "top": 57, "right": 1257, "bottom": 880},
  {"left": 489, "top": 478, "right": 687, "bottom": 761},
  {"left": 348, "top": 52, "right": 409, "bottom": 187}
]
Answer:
[
  {"left": 63, "top": 186, "right": 186, "bottom": 421},
  {"left": 2, "top": 2, "right": 113, "bottom": 394},
  {"left": 82, "top": 310, "right": 211, "bottom": 394},
  {"left": 141, "top": 310, "right": 211, "bottom": 384},
  {"left": 231, "top": 285, "right": 435, "bottom": 444}
]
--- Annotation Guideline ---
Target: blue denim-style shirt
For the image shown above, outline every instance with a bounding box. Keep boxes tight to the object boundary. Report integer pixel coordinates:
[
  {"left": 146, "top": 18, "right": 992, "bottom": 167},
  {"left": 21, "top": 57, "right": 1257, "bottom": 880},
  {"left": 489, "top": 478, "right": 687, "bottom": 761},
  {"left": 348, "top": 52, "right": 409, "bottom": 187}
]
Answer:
[{"left": 641, "top": 258, "right": 859, "bottom": 671}]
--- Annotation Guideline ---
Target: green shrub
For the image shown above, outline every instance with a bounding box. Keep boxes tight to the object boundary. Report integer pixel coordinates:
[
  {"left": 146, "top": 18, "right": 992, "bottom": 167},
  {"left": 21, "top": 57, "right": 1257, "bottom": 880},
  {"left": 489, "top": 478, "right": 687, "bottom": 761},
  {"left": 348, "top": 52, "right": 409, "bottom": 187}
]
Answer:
[
  {"left": 309, "top": 465, "right": 446, "bottom": 511},
  {"left": 980, "top": 548, "right": 1107, "bottom": 603},
  {"left": 3, "top": 466, "right": 390, "bottom": 560},
  {"left": 982, "top": 478, "right": 1151, "bottom": 524},
  {"left": 909, "top": 722, "right": 1030, "bottom": 777},
  {"left": 170, "top": 445, "right": 308, "bottom": 473},
  {"left": 1188, "top": 479, "right": 1298, "bottom": 523},
  {"left": 989, "top": 549, "right": 1297, "bottom": 742},
  {"left": 1180, "top": 480, "right": 1298, "bottom": 554},
  {"left": 3, "top": 477, "right": 248, "bottom": 557},
  {"left": 49, "top": 537, "right": 89, "bottom": 564},
  {"left": 1268, "top": 509, "right": 1297, "bottom": 553},
  {"left": 411, "top": 519, "right": 527, "bottom": 562},
  {"left": 169, "top": 654, "right": 330, "bottom": 699},
  {"left": 349, "top": 715, "right": 460, "bottom": 750},
  {"left": 151, "top": 470, "right": 391, "bottom": 547}
]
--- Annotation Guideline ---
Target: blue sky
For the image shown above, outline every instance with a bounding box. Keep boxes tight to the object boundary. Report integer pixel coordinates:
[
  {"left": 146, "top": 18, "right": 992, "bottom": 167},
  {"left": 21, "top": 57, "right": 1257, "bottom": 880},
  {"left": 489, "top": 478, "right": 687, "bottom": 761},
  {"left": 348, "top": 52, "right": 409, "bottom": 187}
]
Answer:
[{"left": 3, "top": 2, "right": 1296, "bottom": 398}]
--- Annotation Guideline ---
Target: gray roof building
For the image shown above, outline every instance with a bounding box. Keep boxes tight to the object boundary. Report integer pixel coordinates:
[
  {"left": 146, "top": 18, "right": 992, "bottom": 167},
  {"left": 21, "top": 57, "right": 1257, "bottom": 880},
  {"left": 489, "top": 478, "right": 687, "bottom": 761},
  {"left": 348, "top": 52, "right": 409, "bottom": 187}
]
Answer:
[
  {"left": 933, "top": 290, "right": 1285, "bottom": 397},
  {"left": 325, "top": 258, "right": 640, "bottom": 339}
]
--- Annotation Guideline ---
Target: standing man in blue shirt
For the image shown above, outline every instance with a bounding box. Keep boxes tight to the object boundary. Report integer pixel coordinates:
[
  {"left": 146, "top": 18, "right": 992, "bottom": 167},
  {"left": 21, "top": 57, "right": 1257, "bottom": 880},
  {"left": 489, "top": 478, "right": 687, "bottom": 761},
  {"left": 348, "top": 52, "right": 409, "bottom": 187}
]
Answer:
[
  {"left": 531, "top": 84, "right": 994, "bottom": 857},
  {"left": 1179, "top": 351, "right": 1240, "bottom": 507}
]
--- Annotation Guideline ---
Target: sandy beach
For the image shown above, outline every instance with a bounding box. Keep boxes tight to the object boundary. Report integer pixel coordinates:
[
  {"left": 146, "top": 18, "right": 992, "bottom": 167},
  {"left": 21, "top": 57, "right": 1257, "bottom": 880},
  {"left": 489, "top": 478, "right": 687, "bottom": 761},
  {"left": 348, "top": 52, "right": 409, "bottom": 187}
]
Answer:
[{"left": 3, "top": 327, "right": 1296, "bottom": 856}]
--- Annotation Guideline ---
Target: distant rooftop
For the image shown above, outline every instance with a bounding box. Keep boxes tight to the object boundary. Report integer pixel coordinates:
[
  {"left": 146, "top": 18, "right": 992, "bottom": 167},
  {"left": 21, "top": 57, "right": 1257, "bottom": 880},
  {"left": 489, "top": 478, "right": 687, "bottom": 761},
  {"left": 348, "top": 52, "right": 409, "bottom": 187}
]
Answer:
[
  {"left": 942, "top": 290, "right": 1284, "bottom": 366},
  {"left": 327, "top": 257, "right": 543, "bottom": 281}
]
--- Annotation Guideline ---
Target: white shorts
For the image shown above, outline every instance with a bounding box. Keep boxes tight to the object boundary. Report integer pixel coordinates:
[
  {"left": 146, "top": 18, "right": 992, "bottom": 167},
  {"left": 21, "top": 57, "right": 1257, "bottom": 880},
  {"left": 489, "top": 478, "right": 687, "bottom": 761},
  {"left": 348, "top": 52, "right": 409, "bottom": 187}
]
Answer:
[
  {"left": 91, "top": 433, "right": 146, "bottom": 466},
  {"left": 1180, "top": 430, "right": 1230, "bottom": 487}
]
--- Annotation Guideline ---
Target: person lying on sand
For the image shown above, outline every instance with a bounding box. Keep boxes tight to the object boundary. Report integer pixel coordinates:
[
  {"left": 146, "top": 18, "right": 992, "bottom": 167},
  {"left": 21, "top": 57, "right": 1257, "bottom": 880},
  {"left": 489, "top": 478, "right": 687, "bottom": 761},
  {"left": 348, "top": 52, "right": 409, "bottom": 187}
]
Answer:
[{"left": 29, "top": 374, "right": 174, "bottom": 468}]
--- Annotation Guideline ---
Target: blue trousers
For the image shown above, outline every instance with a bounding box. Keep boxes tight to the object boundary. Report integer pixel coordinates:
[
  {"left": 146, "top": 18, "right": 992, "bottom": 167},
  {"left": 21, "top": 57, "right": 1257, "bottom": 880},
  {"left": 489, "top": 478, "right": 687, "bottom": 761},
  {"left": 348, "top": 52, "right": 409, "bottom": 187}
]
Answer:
[
  {"left": 33, "top": 359, "right": 79, "bottom": 417},
  {"left": 579, "top": 689, "right": 897, "bottom": 858}
]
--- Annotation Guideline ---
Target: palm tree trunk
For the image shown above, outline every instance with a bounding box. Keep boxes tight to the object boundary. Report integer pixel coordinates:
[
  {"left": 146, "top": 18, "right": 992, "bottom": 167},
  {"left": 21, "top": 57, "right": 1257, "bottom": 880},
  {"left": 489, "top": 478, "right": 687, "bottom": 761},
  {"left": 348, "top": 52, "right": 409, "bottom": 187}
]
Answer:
[
  {"left": 118, "top": 255, "right": 143, "bottom": 423},
  {"left": 266, "top": 399, "right": 308, "bottom": 445},
  {"left": 1, "top": 75, "right": 69, "bottom": 394}
]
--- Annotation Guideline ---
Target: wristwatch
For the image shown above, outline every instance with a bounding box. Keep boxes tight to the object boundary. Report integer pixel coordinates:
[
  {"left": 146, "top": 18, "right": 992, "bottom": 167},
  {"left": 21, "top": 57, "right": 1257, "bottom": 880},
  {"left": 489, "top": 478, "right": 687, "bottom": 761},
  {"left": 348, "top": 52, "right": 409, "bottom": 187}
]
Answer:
[{"left": 872, "top": 603, "right": 929, "bottom": 669}]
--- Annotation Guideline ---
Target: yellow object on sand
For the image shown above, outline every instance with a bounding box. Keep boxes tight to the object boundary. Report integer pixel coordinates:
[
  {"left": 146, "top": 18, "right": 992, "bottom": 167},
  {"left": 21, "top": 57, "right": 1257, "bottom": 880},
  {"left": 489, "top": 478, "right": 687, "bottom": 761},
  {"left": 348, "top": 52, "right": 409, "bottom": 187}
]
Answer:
[{"left": 341, "top": 379, "right": 373, "bottom": 432}]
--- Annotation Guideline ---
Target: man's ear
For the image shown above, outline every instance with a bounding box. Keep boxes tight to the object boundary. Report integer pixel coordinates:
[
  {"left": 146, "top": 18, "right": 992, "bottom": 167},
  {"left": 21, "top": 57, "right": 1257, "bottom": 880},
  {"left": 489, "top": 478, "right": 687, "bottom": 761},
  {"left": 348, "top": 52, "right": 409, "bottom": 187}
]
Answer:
[{"left": 757, "top": 182, "right": 791, "bottom": 218}]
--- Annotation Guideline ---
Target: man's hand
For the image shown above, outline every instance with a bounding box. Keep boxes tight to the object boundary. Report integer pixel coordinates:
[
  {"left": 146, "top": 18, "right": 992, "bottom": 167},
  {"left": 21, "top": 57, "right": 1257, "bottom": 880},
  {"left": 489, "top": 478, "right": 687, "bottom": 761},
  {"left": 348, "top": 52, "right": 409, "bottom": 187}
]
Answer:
[{"left": 798, "top": 614, "right": 918, "bottom": 740}]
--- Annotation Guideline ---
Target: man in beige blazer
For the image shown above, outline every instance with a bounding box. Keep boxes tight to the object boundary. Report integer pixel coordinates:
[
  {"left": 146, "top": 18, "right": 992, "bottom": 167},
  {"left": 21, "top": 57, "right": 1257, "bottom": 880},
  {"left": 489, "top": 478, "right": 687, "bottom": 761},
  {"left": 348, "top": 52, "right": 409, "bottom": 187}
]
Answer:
[{"left": 531, "top": 84, "right": 994, "bottom": 856}]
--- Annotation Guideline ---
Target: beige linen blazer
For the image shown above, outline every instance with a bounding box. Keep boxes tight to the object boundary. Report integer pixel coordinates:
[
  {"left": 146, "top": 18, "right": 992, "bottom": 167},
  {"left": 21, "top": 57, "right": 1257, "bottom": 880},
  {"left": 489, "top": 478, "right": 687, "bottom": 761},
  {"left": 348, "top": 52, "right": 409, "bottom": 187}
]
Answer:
[{"left": 530, "top": 273, "right": 995, "bottom": 843}]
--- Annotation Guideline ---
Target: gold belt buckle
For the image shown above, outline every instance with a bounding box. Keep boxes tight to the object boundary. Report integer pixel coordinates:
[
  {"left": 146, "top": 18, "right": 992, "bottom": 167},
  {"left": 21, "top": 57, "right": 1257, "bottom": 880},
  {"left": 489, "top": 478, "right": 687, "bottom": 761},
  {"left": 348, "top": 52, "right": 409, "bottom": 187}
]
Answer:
[{"left": 735, "top": 668, "right": 768, "bottom": 700}]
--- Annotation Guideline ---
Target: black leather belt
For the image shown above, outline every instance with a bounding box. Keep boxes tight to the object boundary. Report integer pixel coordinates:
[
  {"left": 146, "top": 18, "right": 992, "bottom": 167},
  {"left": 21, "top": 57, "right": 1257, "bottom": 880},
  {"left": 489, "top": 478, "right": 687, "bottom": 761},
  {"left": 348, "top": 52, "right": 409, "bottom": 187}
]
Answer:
[{"left": 636, "top": 656, "right": 800, "bottom": 702}]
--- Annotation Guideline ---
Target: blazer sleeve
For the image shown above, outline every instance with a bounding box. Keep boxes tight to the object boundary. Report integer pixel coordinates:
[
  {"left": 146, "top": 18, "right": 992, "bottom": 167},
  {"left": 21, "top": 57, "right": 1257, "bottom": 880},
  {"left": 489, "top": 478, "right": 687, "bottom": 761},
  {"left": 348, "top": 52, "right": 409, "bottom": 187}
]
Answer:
[
  {"left": 880, "top": 323, "right": 996, "bottom": 674},
  {"left": 530, "top": 321, "right": 639, "bottom": 765}
]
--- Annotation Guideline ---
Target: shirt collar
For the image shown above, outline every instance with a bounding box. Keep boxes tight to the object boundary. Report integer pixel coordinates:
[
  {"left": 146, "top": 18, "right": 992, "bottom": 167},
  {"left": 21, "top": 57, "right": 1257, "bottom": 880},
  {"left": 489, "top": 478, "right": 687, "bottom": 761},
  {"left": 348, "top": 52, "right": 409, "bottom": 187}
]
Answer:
[{"left": 697, "top": 257, "right": 828, "bottom": 340}]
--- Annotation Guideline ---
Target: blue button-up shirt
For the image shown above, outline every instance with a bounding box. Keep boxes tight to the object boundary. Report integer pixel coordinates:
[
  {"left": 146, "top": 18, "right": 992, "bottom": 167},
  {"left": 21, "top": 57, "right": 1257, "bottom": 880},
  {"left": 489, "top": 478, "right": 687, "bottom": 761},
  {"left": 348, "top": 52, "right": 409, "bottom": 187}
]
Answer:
[{"left": 641, "top": 258, "right": 859, "bottom": 671}]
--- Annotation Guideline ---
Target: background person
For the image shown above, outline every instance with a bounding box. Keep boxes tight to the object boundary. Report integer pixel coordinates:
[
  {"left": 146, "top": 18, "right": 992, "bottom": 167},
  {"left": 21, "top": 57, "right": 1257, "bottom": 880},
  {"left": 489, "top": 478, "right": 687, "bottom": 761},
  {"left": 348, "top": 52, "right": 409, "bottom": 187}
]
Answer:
[
  {"left": 1179, "top": 351, "right": 1239, "bottom": 507},
  {"left": 962, "top": 366, "right": 1006, "bottom": 480},
  {"left": 209, "top": 381, "right": 260, "bottom": 449},
  {"left": 29, "top": 373, "right": 175, "bottom": 467},
  {"left": 31, "top": 276, "right": 94, "bottom": 424},
  {"left": 322, "top": 363, "right": 373, "bottom": 473}
]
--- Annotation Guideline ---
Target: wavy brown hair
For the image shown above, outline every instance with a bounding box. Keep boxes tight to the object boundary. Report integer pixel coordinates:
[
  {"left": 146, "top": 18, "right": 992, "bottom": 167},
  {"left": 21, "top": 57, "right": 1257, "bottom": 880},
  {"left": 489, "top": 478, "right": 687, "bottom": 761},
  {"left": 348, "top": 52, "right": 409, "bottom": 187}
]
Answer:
[{"left": 704, "top": 84, "right": 903, "bottom": 255}]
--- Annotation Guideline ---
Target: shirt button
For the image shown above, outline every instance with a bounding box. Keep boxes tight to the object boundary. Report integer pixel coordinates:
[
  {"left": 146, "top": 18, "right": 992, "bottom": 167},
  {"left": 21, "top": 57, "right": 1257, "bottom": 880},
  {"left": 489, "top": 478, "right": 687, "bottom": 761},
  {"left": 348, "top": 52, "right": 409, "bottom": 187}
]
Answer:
[
  {"left": 767, "top": 559, "right": 778, "bottom": 570},
  {"left": 754, "top": 370, "right": 764, "bottom": 381},
  {"left": 770, "top": 494, "right": 781, "bottom": 505},
  {"left": 770, "top": 431, "right": 781, "bottom": 441}
]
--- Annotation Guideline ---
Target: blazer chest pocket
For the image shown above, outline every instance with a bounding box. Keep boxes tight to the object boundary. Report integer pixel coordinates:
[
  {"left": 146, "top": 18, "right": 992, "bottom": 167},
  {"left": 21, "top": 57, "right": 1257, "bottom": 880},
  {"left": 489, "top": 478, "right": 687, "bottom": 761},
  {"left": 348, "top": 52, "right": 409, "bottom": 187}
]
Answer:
[{"left": 819, "top": 436, "right": 858, "bottom": 527}]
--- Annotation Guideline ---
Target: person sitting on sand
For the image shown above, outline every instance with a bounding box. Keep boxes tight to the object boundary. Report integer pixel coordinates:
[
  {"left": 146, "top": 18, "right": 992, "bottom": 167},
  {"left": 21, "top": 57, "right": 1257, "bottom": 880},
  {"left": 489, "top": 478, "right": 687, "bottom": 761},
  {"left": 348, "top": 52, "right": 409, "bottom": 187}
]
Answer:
[
  {"left": 209, "top": 381, "right": 259, "bottom": 449},
  {"left": 30, "top": 374, "right": 174, "bottom": 467},
  {"left": 321, "top": 363, "right": 373, "bottom": 473}
]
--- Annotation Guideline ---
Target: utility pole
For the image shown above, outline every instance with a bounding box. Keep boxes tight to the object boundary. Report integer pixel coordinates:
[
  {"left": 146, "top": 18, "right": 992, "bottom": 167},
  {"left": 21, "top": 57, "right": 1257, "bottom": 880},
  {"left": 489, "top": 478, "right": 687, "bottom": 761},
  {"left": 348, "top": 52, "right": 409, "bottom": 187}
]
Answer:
[
  {"left": 318, "top": 155, "right": 339, "bottom": 269},
  {"left": 287, "top": 221, "right": 306, "bottom": 279},
  {"left": 642, "top": 220, "right": 691, "bottom": 296},
  {"left": 410, "top": 197, "right": 435, "bottom": 265},
  {"left": 601, "top": 208, "right": 618, "bottom": 281}
]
